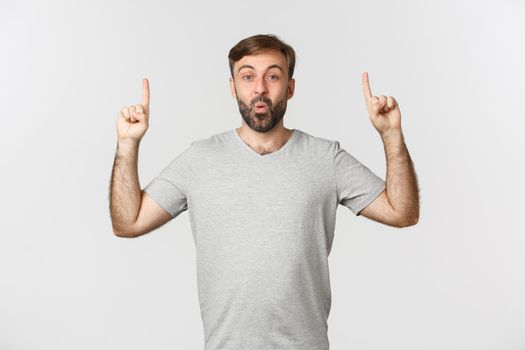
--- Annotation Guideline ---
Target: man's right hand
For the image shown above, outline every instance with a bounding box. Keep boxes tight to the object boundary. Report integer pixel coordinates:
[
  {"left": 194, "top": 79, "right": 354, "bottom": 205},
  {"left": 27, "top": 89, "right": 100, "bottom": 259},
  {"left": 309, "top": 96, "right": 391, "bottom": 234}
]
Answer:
[{"left": 117, "top": 78, "right": 150, "bottom": 144}]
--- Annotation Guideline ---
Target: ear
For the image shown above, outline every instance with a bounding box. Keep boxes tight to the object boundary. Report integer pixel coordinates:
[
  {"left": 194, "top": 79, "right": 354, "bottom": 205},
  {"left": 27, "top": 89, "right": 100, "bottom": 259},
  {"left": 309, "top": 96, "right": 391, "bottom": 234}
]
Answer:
[
  {"left": 229, "top": 77, "right": 237, "bottom": 98},
  {"left": 287, "top": 78, "right": 295, "bottom": 100}
]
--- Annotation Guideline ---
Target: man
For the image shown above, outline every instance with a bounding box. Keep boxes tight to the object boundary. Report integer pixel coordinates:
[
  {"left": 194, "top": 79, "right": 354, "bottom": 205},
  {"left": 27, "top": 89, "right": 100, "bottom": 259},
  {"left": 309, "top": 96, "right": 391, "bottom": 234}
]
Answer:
[{"left": 109, "top": 33, "right": 419, "bottom": 350}]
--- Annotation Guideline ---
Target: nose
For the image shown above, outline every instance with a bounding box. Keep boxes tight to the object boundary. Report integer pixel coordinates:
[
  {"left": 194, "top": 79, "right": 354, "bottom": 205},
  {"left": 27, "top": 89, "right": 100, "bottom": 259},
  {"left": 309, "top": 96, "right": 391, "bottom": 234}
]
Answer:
[{"left": 253, "top": 75, "right": 268, "bottom": 95}]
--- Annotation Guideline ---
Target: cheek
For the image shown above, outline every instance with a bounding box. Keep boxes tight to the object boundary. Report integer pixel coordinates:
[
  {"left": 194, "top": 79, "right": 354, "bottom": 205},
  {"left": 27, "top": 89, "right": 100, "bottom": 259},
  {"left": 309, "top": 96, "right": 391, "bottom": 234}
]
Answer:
[
  {"left": 278, "top": 83, "right": 290, "bottom": 96},
  {"left": 276, "top": 87, "right": 289, "bottom": 102}
]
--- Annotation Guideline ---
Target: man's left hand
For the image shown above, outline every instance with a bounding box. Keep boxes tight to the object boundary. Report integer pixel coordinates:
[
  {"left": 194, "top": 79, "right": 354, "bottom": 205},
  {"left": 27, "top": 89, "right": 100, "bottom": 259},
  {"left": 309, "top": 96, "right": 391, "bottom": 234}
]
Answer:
[{"left": 362, "top": 72, "right": 401, "bottom": 136}]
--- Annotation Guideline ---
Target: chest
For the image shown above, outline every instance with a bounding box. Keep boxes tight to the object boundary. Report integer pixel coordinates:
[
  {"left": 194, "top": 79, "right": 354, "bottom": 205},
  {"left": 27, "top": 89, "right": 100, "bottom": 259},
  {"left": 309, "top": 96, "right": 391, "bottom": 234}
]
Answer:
[{"left": 188, "top": 157, "right": 335, "bottom": 225}]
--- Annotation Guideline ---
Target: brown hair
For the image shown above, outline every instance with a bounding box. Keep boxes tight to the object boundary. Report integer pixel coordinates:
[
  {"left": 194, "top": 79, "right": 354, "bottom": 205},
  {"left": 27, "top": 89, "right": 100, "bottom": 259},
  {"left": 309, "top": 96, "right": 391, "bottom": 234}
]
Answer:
[{"left": 228, "top": 34, "right": 296, "bottom": 81}]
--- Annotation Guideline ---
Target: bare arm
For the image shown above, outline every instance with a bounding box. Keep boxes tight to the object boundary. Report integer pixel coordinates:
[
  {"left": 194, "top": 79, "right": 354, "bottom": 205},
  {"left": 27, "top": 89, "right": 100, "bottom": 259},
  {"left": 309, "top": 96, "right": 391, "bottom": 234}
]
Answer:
[
  {"left": 109, "top": 78, "right": 173, "bottom": 237},
  {"left": 358, "top": 72, "right": 420, "bottom": 227},
  {"left": 360, "top": 130, "right": 419, "bottom": 227},
  {"left": 109, "top": 140, "right": 142, "bottom": 237},
  {"left": 382, "top": 129, "right": 419, "bottom": 225}
]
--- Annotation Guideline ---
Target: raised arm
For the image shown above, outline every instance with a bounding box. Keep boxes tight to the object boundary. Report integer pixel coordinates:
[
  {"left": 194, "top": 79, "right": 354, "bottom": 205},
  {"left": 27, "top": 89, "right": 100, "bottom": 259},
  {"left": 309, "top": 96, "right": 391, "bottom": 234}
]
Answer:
[
  {"left": 358, "top": 72, "right": 420, "bottom": 227},
  {"left": 109, "top": 78, "right": 172, "bottom": 238}
]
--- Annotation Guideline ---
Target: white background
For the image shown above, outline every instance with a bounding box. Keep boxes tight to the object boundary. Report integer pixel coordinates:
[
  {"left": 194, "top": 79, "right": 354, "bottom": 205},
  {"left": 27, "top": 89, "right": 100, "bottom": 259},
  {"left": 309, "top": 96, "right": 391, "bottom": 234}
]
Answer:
[{"left": 1, "top": 0, "right": 524, "bottom": 349}]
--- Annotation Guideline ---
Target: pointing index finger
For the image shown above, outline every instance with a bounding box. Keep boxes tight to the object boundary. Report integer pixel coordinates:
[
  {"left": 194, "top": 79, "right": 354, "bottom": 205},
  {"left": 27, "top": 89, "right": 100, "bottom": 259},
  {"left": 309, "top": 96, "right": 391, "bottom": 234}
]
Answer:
[
  {"left": 142, "top": 78, "right": 150, "bottom": 111},
  {"left": 362, "top": 72, "right": 372, "bottom": 101}
]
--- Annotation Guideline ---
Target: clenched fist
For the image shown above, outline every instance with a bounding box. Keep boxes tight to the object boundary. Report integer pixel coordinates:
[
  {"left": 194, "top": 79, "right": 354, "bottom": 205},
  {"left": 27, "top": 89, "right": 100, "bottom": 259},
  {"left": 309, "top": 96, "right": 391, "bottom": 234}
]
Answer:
[{"left": 117, "top": 78, "right": 150, "bottom": 143}]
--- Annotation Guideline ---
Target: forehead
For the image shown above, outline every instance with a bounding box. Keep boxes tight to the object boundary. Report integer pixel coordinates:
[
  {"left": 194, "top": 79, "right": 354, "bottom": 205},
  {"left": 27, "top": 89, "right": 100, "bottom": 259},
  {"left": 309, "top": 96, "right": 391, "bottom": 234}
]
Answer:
[{"left": 235, "top": 50, "right": 287, "bottom": 72}]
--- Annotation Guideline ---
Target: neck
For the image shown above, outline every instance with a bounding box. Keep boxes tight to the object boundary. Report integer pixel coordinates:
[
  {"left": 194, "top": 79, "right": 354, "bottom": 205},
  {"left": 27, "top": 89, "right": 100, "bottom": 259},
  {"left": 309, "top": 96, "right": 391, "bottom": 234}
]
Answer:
[{"left": 236, "top": 123, "right": 293, "bottom": 154}]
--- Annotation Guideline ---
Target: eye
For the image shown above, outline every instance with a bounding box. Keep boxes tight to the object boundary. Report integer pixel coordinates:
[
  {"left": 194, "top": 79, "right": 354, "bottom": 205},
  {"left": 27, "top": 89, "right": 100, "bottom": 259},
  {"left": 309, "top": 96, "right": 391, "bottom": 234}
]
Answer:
[
  {"left": 268, "top": 75, "right": 279, "bottom": 80},
  {"left": 241, "top": 75, "right": 252, "bottom": 80}
]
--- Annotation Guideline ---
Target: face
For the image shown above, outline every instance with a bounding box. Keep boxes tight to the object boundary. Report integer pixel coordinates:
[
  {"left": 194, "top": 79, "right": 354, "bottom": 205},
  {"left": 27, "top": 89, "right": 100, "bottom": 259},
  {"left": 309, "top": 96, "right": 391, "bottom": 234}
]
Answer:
[{"left": 229, "top": 50, "right": 295, "bottom": 133}]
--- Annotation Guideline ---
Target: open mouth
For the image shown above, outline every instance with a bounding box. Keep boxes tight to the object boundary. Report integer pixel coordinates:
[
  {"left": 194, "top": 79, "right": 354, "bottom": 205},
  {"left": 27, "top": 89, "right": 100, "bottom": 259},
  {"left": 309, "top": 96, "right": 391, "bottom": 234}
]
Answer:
[{"left": 254, "top": 103, "right": 268, "bottom": 111}]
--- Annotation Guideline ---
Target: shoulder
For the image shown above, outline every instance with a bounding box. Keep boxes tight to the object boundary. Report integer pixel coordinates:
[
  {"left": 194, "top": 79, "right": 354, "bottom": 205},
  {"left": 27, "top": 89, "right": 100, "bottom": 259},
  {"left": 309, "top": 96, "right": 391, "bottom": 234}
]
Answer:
[
  {"left": 192, "top": 129, "right": 231, "bottom": 146},
  {"left": 295, "top": 129, "right": 339, "bottom": 157},
  {"left": 186, "top": 129, "right": 234, "bottom": 158}
]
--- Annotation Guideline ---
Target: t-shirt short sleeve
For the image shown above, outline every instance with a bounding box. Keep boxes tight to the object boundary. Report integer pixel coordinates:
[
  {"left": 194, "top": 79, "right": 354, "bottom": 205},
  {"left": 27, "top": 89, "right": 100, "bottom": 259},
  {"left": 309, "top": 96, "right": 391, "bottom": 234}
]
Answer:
[
  {"left": 143, "top": 142, "right": 195, "bottom": 219},
  {"left": 333, "top": 141, "right": 386, "bottom": 216}
]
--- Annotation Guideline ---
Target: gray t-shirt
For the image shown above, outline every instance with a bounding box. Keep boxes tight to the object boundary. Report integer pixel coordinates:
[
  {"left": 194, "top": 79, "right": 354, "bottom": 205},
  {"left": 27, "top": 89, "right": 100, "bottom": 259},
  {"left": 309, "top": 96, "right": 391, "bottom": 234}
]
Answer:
[{"left": 144, "top": 128, "right": 386, "bottom": 350}]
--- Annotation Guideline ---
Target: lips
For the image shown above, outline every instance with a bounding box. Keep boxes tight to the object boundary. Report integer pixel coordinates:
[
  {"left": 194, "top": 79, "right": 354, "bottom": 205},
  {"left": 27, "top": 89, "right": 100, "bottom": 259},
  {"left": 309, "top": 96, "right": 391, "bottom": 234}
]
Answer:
[{"left": 254, "top": 102, "right": 269, "bottom": 113}]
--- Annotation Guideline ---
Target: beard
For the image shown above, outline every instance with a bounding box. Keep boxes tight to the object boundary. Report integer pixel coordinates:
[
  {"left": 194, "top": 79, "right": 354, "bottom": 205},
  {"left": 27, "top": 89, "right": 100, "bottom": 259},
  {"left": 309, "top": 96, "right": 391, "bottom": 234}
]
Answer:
[{"left": 236, "top": 92, "right": 288, "bottom": 133}]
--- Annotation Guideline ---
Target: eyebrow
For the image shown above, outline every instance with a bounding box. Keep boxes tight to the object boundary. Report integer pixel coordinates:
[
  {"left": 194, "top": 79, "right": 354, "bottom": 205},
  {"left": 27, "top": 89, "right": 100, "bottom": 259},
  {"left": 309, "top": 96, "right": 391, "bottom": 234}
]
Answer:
[{"left": 237, "top": 64, "right": 284, "bottom": 74}]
